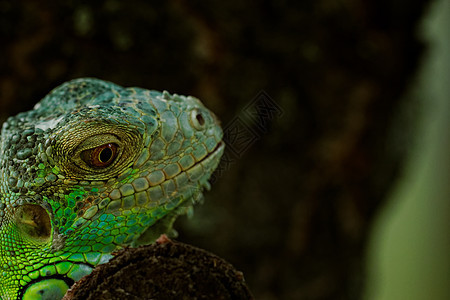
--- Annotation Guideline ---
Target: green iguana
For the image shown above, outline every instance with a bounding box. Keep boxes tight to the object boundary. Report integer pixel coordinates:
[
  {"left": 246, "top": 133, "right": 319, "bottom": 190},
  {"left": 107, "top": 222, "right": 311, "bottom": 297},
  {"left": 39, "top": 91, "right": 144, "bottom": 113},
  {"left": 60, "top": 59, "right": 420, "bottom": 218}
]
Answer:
[{"left": 0, "top": 78, "right": 224, "bottom": 299}]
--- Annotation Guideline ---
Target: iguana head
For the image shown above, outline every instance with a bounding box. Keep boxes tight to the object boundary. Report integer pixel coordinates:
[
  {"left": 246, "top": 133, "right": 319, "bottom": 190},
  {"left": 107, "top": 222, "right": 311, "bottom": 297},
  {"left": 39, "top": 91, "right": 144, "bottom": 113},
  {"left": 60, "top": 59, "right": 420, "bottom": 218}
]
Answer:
[{"left": 0, "top": 78, "right": 224, "bottom": 299}]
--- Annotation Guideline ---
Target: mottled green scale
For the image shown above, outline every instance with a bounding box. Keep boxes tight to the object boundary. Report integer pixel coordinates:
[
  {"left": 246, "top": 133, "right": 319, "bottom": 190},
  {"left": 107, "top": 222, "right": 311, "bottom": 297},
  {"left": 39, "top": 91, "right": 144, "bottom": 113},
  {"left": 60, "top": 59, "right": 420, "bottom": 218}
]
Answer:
[{"left": 0, "top": 78, "right": 224, "bottom": 299}]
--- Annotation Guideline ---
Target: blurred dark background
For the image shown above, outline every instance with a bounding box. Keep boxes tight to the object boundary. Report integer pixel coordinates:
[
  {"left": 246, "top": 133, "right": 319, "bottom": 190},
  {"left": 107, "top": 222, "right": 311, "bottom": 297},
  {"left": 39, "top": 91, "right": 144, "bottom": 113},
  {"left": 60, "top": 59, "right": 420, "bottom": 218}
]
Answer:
[{"left": 1, "top": 0, "right": 446, "bottom": 299}]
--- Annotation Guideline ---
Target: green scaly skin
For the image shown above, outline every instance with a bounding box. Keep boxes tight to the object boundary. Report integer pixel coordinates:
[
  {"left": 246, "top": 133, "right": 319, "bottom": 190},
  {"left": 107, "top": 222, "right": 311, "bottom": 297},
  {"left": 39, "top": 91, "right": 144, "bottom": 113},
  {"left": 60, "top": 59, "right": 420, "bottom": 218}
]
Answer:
[{"left": 0, "top": 78, "right": 224, "bottom": 299}]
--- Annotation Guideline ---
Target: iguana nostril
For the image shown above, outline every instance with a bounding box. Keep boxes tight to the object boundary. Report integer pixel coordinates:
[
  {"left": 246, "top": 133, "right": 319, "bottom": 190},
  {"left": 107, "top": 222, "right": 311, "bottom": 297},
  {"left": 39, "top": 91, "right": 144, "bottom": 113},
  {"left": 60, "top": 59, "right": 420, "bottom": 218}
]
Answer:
[
  {"left": 191, "top": 109, "right": 206, "bottom": 130},
  {"left": 15, "top": 204, "right": 52, "bottom": 243},
  {"left": 196, "top": 112, "right": 205, "bottom": 126}
]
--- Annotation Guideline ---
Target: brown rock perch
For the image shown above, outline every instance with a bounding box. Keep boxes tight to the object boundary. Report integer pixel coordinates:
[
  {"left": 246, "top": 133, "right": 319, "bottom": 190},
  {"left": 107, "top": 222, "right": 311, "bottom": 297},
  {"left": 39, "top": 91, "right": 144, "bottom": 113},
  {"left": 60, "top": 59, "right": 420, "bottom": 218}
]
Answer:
[{"left": 63, "top": 236, "right": 253, "bottom": 300}]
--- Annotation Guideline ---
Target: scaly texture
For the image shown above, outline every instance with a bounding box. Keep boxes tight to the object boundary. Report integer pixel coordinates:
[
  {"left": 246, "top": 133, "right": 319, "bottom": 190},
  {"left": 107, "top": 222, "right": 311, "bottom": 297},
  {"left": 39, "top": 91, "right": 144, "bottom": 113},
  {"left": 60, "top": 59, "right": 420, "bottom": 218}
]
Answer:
[{"left": 0, "top": 78, "right": 224, "bottom": 299}]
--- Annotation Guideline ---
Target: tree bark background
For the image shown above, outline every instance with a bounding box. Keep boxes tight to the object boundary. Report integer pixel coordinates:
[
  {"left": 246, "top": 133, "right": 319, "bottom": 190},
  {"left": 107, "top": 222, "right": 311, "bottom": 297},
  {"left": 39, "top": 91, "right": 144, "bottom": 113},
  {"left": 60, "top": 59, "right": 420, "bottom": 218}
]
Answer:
[{"left": 0, "top": 1, "right": 431, "bottom": 299}]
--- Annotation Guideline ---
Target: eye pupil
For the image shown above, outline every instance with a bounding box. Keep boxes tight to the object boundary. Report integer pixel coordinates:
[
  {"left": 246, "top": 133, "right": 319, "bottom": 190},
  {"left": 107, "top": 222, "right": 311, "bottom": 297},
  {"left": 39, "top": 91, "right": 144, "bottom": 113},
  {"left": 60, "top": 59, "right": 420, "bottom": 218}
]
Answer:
[
  {"left": 81, "top": 143, "right": 118, "bottom": 168},
  {"left": 99, "top": 147, "right": 113, "bottom": 163}
]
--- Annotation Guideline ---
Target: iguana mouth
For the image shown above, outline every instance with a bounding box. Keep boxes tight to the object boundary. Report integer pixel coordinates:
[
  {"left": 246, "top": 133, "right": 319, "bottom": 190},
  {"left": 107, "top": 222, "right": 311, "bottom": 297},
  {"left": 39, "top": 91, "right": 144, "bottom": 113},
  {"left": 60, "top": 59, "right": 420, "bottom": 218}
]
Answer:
[
  {"left": 130, "top": 141, "right": 225, "bottom": 246},
  {"left": 197, "top": 141, "right": 224, "bottom": 166},
  {"left": 172, "top": 140, "right": 224, "bottom": 195},
  {"left": 190, "top": 140, "right": 224, "bottom": 179}
]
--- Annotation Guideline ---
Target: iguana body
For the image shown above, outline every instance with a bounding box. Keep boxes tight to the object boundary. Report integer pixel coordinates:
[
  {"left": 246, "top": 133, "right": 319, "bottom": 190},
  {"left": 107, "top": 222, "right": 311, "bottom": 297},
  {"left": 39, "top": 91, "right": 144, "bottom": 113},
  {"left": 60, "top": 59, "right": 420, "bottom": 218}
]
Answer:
[{"left": 0, "top": 78, "right": 224, "bottom": 299}]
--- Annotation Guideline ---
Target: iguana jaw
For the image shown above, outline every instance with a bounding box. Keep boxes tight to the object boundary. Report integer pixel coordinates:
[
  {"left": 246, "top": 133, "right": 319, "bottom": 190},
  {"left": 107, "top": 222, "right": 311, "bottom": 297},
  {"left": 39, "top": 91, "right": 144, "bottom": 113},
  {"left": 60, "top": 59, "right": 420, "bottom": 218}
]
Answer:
[{"left": 130, "top": 140, "right": 224, "bottom": 246}]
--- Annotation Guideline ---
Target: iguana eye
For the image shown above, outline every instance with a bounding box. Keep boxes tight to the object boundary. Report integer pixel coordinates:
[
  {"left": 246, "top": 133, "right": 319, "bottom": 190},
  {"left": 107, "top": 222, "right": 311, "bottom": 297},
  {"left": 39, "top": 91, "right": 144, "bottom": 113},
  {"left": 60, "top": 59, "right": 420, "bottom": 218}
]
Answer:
[{"left": 81, "top": 143, "right": 118, "bottom": 168}]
